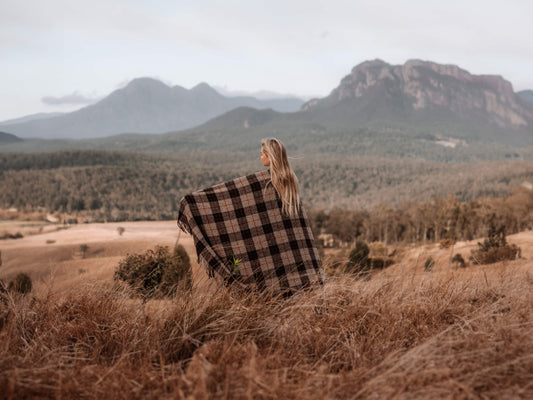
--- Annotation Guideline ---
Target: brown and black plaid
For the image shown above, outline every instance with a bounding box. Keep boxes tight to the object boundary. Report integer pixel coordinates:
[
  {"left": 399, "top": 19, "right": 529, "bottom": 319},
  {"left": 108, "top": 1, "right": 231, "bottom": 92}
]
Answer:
[{"left": 177, "top": 170, "right": 324, "bottom": 294}]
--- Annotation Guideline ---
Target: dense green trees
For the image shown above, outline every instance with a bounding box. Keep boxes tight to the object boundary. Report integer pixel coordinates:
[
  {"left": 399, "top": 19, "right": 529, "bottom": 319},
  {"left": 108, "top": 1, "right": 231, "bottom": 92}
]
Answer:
[
  {"left": 1, "top": 150, "right": 532, "bottom": 246},
  {"left": 114, "top": 245, "right": 192, "bottom": 298}
]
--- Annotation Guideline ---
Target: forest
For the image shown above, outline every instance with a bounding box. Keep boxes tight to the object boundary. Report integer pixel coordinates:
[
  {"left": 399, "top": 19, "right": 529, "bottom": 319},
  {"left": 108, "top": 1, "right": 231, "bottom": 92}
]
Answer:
[{"left": 1, "top": 149, "right": 532, "bottom": 245}]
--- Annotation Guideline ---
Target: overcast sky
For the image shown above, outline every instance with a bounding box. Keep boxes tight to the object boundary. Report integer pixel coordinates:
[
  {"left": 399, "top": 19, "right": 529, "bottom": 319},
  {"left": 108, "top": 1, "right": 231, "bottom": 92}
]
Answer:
[{"left": 1, "top": 0, "right": 532, "bottom": 121}]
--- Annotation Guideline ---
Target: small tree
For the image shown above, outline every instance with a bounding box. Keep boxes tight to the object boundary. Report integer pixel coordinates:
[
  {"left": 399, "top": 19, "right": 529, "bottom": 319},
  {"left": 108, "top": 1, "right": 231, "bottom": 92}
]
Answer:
[
  {"left": 114, "top": 245, "right": 192, "bottom": 299},
  {"left": 8, "top": 273, "right": 33, "bottom": 294},
  {"left": 117, "top": 227, "right": 125, "bottom": 236}
]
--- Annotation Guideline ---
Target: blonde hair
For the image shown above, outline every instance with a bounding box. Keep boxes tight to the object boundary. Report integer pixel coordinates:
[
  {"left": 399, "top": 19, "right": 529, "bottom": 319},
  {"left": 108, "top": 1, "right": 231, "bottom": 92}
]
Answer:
[{"left": 261, "top": 138, "right": 301, "bottom": 217}]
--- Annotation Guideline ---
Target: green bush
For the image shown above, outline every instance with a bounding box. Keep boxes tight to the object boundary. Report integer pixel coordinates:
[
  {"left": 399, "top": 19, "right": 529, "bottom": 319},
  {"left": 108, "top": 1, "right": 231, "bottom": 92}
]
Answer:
[
  {"left": 114, "top": 245, "right": 192, "bottom": 299},
  {"left": 471, "top": 245, "right": 521, "bottom": 265},
  {"left": 471, "top": 224, "right": 521, "bottom": 265},
  {"left": 8, "top": 273, "right": 33, "bottom": 294}
]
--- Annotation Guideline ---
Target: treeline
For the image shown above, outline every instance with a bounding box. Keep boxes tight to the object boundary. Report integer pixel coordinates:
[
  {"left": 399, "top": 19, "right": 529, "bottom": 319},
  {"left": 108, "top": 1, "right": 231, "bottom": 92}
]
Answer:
[
  {"left": 0, "top": 150, "right": 140, "bottom": 172},
  {"left": 309, "top": 187, "right": 533, "bottom": 245},
  {"left": 1, "top": 150, "right": 533, "bottom": 231},
  {"left": 0, "top": 159, "right": 241, "bottom": 222}
]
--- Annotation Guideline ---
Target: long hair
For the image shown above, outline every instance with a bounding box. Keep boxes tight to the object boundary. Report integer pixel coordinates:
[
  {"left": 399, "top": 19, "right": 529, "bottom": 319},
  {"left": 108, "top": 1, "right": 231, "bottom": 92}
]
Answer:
[{"left": 261, "top": 138, "right": 301, "bottom": 217}]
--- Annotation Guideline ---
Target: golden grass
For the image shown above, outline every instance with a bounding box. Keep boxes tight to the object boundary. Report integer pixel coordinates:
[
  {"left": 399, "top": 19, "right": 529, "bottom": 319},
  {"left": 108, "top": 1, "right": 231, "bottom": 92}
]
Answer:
[{"left": 1, "top": 260, "right": 532, "bottom": 399}]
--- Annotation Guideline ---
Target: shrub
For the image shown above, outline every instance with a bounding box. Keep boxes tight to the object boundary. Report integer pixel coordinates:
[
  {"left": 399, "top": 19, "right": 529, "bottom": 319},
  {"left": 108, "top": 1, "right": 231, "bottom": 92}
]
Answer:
[
  {"left": 451, "top": 253, "right": 466, "bottom": 268},
  {"left": 369, "top": 256, "right": 395, "bottom": 270},
  {"left": 345, "top": 240, "right": 370, "bottom": 275},
  {"left": 114, "top": 245, "right": 192, "bottom": 299},
  {"left": 173, "top": 242, "right": 191, "bottom": 267},
  {"left": 424, "top": 257, "right": 435, "bottom": 272},
  {"left": 79, "top": 244, "right": 89, "bottom": 259},
  {"left": 470, "top": 224, "right": 521, "bottom": 265},
  {"left": 471, "top": 245, "right": 521, "bottom": 265},
  {"left": 8, "top": 273, "right": 33, "bottom": 294},
  {"left": 439, "top": 238, "right": 455, "bottom": 249},
  {"left": 117, "top": 227, "right": 125, "bottom": 236},
  {"left": 0, "top": 232, "right": 23, "bottom": 240}
]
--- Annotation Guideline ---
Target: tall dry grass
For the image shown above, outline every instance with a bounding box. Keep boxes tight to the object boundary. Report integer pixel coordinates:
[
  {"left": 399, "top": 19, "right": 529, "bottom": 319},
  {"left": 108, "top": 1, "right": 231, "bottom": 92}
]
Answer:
[{"left": 1, "top": 263, "right": 532, "bottom": 399}]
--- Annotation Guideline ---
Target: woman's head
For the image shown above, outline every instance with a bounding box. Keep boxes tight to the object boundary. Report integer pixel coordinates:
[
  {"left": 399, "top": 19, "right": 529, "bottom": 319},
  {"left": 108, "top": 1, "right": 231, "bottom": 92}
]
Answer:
[{"left": 261, "top": 138, "right": 300, "bottom": 217}]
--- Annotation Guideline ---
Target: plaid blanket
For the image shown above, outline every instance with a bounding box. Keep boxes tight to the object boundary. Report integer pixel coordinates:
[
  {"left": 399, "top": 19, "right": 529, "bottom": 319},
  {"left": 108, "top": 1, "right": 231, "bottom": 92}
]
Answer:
[{"left": 177, "top": 170, "right": 324, "bottom": 294}]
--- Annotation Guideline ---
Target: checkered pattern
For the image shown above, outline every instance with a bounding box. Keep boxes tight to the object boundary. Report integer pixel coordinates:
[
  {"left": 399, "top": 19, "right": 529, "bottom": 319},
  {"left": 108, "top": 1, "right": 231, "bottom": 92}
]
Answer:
[{"left": 177, "top": 170, "right": 324, "bottom": 294}]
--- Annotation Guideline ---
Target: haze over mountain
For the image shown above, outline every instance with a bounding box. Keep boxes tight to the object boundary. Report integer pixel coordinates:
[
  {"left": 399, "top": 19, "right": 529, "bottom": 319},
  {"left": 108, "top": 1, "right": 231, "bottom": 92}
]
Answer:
[
  {"left": 212, "top": 85, "right": 310, "bottom": 101},
  {"left": 0, "top": 112, "right": 65, "bottom": 126},
  {"left": 0, "top": 79, "right": 305, "bottom": 139},
  {"left": 2, "top": 59, "right": 533, "bottom": 148},
  {"left": 518, "top": 90, "right": 533, "bottom": 105}
]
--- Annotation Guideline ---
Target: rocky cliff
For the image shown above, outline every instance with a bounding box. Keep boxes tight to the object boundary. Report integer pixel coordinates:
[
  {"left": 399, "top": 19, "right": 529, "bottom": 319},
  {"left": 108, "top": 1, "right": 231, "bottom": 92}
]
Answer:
[{"left": 303, "top": 59, "right": 533, "bottom": 131}]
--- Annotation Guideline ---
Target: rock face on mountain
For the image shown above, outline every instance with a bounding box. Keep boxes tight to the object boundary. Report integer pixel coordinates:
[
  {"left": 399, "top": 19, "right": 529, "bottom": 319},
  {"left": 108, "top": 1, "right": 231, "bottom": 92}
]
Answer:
[
  {"left": 2, "top": 79, "right": 304, "bottom": 139},
  {"left": 303, "top": 59, "right": 533, "bottom": 134}
]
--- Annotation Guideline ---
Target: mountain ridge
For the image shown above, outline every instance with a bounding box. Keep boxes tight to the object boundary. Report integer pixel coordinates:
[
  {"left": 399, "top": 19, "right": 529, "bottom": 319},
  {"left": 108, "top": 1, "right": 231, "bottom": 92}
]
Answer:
[
  {"left": 302, "top": 59, "right": 533, "bottom": 133},
  {"left": 1, "top": 79, "right": 305, "bottom": 139},
  {"left": 0, "top": 131, "right": 23, "bottom": 144},
  {"left": 2, "top": 59, "right": 533, "bottom": 146}
]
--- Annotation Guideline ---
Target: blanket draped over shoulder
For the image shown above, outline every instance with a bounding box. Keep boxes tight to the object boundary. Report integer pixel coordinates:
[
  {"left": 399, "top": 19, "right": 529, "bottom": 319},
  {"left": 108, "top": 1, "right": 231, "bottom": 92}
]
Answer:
[{"left": 177, "top": 170, "right": 324, "bottom": 294}]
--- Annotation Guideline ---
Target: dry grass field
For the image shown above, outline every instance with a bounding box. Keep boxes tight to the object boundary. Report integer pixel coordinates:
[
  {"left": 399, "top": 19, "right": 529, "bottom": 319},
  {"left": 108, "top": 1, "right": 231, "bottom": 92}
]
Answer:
[
  {"left": 1, "top": 221, "right": 532, "bottom": 399},
  {"left": 0, "top": 221, "right": 201, "bottom": 292}
]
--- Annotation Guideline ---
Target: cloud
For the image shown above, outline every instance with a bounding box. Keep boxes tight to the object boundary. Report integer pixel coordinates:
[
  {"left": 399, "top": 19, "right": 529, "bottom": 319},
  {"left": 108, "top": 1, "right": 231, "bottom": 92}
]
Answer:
[{"left": 41, "top": 91, "right": 100, "bottom": 106}]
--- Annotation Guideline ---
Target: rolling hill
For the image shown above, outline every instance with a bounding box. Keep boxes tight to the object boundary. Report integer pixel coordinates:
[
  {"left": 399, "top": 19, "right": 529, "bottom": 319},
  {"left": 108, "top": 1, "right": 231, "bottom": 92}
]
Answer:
[{"left": 0, "top": 131, "right": 23, "bottom": 144}]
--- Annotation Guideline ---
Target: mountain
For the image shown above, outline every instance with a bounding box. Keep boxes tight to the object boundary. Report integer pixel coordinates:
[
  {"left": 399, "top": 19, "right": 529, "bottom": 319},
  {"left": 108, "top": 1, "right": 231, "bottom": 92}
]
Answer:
[
  {"left": 0, "top": 79, "right": 304, "bottom": 139},
  {"left": 301, "top": 59, "right": 533, "bottom": 143},
  {"left": 0, "top": 131, "right": 23, "bottom": 144},
  {"left": 518, "top": 90, "right": 533, "bottom": 105},
  {"left": 168, "top": 59, "right": 533, "bottom": 150},
  {"left": 212, "top": 86, "right": 306, "bottom": 109},
  {"left": 3, "top": 60, "right": 533, "bottom": 150},
  {"left": 0, "top": 112, "right": 65, "bottom": 126}
]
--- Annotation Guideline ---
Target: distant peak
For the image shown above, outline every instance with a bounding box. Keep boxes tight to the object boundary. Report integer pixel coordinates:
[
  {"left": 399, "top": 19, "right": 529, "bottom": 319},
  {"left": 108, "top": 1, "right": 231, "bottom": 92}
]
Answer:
[
  {"left": 191, "top": 82, "right": 217, "bottom": 93},
  {"left": 192, "top": 82, "right": 211, "bottom": 89},
  {"left": 352, "top": 59, "right": 390, "bottom": 71},
  {"left": 126, "top": 77, "right": 170, "bottom": 89}
]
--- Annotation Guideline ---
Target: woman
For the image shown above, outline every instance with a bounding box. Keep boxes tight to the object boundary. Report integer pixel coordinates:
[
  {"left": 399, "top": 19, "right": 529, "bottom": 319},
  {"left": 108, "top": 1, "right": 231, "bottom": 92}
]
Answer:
[
  {"left": 178, "top": 138, "right": 323, "bottom": 294},
  {"left": 260, "top": 138, "right": 301, "bottom": 218}
]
